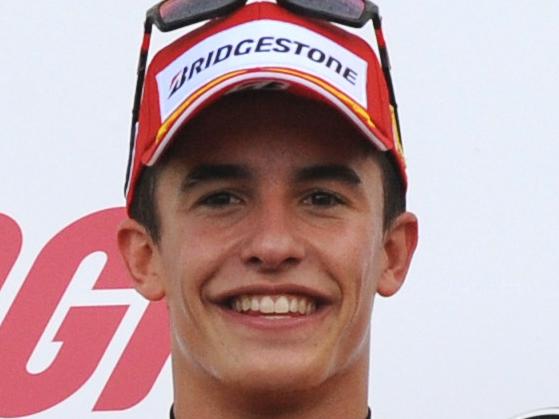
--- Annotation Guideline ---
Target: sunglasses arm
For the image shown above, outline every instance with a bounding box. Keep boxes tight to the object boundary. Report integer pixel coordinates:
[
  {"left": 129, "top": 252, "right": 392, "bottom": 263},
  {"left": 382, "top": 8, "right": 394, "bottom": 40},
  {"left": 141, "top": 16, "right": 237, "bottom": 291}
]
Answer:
[
  {"left": 372, "top": 14, "right": 403, "bottom": 147},
  {"left": 132, "top": 19, "right": 153, "bottom": 128},
  {"left": 125, "top": 18, "right": 153, "bottom": 194},
  {"left": 372, "top": 15, "right": 393, "bottom": 97}
]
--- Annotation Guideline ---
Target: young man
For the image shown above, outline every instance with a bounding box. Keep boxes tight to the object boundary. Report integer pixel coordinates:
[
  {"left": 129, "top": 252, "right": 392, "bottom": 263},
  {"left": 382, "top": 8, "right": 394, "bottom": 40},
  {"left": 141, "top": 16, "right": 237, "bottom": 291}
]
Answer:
[{"left": 118, "top": 2, "right": 418, "bottom": 418}]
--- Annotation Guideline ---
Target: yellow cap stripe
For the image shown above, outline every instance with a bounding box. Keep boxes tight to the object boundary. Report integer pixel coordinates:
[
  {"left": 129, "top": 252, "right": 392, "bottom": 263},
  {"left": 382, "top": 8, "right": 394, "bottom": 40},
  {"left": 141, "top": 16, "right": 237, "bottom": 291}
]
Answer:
[
  {"left": 155, "top": 67, "right": 377, "bottom": 146},
  {"left": 267, "top": 67, "right": 376, "bottom": 130},
  {"left": 156, "top": 70, "right": 248, "bottom": 144}
]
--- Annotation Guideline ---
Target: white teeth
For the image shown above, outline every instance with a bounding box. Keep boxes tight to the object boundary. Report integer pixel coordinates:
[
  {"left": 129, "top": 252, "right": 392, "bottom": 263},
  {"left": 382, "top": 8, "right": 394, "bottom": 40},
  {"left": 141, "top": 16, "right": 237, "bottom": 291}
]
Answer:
[
  {"left": 298, "top": 298, "right": 307, "bottom": 315},
  {"left": 289, "top": 298, "right": 299, "bottom": 313},
  {"left": 230, "top": 295, "right": 317, "bottom": 316},
  {"left": 306, "top": 301, "right": 315, "bottom": 315},
  {"left": 242, "top": 296, "right": 251, "bottom": 312},
  {"left": 260, "top": 296, "right": 274, "bottom": 314},
  {"left": 274, "top": 296, "right": 290, "bottom": 314}
]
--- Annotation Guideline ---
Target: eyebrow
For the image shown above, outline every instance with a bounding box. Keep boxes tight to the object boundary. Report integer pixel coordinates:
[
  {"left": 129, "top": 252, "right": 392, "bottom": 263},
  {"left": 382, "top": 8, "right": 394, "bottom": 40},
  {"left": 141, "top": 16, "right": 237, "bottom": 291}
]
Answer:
[
  {"left": 294, "top": 164, "right": 362, "bottom": 186},
  {"left": 181, "top": 164, "right": 252, "bottom": 190}
]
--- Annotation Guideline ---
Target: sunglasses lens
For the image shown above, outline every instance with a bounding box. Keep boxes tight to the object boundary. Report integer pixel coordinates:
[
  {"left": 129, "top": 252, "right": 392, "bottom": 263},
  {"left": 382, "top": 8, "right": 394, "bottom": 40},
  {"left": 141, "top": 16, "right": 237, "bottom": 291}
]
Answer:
[
  {"left": 159, "top": 0, "right": 239, "bottom": 25},
  {"left": 287, "top": 0, "right": 365, "bottom": 21}
]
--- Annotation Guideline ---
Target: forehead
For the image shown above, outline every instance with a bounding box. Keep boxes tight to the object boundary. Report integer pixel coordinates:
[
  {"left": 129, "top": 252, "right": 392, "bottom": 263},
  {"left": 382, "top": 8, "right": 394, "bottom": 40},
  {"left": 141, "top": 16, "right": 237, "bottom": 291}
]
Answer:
[{"left": 160, "top": 91, "right": 379, "bottom": 169}]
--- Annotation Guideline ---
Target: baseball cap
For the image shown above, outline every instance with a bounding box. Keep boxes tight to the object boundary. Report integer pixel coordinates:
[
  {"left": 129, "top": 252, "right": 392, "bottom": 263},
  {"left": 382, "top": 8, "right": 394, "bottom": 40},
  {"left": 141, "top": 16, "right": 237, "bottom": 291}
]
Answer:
[{"left": 125, "top": 1, "right": 406, "bottom": 211}]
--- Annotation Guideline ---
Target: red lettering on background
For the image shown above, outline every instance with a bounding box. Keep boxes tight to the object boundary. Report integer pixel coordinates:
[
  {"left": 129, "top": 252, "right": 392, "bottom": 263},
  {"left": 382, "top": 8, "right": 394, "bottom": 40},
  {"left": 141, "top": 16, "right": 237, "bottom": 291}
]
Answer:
[
  {"left": 0, "top": 209, "right": 170, "bottom": 417},
  {"left": 95, "top": 300, "right": 169, "bottom": 411},
  {"left": 0, "top": 213, "right": 22, "bottom": 290}
]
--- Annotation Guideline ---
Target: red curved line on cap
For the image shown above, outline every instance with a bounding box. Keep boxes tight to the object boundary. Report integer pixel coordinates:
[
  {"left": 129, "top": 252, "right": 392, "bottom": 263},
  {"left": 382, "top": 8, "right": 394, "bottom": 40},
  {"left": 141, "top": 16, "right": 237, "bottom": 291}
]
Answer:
[
  {"left": 271, "top": 67, "right": 405, "bottom": 167},
  {"left": 154, "top": 67, "right": 387, "bottom": 153},
  {"left": 266, "top": 67, "right": 377, "bottom": 131},
  {"left": 155, "top": 69, "right": 249, "bottom": 145}
]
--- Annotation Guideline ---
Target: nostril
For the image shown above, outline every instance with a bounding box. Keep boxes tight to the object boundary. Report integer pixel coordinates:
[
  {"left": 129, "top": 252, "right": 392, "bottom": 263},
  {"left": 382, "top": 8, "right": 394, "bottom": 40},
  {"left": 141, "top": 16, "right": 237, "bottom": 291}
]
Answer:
[
  {"left": 247, "top": 256, "right": 261, "bottom": 266},
  {"left": 245, "top": 256, "right": 300, "bottom": 272}
]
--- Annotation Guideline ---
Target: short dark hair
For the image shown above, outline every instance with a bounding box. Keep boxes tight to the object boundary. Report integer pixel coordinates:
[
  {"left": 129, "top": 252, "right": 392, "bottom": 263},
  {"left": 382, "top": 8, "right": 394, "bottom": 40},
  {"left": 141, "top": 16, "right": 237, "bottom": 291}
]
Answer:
[
  {"left": 379, "top": 152, "right": 407, "bottom": 228},
  {"left": 130, "top": 149, "right": 406, "bottom": 242},
  {"left": 129, "top": 163, "right": 162, "bottom": 242}
]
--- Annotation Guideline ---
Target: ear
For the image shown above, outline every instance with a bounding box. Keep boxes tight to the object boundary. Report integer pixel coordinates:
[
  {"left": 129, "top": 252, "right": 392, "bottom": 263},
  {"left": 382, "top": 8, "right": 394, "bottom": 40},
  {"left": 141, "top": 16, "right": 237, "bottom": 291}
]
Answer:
[
  {"left": 117, "top": 218, "right": 165, "bottom": 301},
  {"left": 377, "top": 212, "right": 419, "bottom": 297}
]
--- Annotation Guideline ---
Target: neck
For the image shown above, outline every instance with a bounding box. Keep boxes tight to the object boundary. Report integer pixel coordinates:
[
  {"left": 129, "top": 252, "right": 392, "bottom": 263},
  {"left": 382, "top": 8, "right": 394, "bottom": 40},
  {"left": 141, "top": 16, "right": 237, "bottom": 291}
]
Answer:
[{"left": 172, "top": 343, "right": 370, "bottom": 419}]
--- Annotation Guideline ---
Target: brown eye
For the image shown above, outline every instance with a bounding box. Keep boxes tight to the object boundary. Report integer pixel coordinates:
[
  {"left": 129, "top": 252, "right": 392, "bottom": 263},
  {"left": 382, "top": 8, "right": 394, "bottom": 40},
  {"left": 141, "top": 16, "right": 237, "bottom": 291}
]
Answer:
[
  {"left": 200, "top": 192, "right": 242, "bottom": 208},
  {"left": 303, "top": 192, "right": 344, "bottom": 207}
]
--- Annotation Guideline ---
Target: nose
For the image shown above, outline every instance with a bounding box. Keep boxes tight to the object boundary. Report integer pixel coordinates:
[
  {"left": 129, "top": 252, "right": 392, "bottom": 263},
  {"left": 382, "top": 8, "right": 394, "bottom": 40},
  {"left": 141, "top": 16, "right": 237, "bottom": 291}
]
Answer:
[{"left": 240, "top": 202, "right": 305, "bottom": 272}]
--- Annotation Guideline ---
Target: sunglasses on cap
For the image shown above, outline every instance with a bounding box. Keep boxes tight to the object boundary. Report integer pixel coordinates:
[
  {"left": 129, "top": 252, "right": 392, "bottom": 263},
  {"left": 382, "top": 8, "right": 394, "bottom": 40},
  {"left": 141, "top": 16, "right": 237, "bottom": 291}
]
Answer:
[{"left": 125, "top": 0, "right": 402, "bottom": 193}]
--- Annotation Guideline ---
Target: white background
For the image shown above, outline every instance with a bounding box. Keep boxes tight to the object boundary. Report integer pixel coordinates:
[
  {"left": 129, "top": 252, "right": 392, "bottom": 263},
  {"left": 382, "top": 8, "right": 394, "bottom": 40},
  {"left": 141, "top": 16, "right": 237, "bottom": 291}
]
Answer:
[{"left": 1, "top": 1, "right": 558, "bottom": 418}]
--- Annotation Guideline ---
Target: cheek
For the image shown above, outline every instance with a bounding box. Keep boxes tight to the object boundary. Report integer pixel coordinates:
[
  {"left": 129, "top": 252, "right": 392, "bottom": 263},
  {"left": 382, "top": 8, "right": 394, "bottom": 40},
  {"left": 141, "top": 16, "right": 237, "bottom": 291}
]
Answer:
[
  {"left": 323, "top": 218, "right": 383, "bottom": 290},
  {"left": 159, "top": 220, "right": 244, "bottom": 336},
  {"left": 159, "top": 231, "right": 228, "bottom": 358},
  {"left": 325, "top": 221, "right": 383, "bottom": 331},
  {"left": 305, "top": 223, "right": 382, "bottom": 372},
  {"left": 161, "top": 220, "right": 236, "bottom": 287}
]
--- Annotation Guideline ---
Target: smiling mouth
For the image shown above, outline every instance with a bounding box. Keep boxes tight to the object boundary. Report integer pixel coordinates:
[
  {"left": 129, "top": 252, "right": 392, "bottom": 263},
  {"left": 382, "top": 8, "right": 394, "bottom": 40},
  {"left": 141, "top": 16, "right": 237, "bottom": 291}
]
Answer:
[{"left": 228, "top": 295, "right": 318, "bottom": 317}]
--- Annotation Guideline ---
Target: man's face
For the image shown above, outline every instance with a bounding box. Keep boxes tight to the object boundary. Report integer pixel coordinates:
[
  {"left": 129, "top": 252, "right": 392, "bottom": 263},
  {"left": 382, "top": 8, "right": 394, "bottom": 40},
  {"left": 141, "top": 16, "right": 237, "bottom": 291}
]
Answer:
[{"left": 140, "top": 92, "right": 412, "bottom": 393}]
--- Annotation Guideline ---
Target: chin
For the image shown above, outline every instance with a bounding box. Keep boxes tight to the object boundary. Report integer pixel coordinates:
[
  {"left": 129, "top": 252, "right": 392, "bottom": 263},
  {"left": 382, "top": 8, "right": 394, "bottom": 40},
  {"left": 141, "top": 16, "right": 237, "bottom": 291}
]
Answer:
[{"left": 220, "top": 351, "right": 334, "bottom": 394}]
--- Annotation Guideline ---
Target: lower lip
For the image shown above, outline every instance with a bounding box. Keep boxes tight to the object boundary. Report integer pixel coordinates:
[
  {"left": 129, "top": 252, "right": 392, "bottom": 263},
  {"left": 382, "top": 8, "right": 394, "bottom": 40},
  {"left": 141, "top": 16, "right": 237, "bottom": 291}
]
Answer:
[{"left": 217, "top": 305, "right": 332, "bottom": 332}]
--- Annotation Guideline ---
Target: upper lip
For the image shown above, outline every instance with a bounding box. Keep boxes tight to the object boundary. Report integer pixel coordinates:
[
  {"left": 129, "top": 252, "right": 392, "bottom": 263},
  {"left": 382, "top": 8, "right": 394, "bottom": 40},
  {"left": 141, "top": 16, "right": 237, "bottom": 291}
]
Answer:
[{"left": 208, "top": 283, "right": 335, "bottom": 306}]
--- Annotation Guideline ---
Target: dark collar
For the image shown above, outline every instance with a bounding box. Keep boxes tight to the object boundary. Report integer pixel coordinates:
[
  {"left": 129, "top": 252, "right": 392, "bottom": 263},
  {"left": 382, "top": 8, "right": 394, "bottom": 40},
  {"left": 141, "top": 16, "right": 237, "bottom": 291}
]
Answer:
[{"left": 170, "top": 406, "right": 372, "bottom": 418}]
